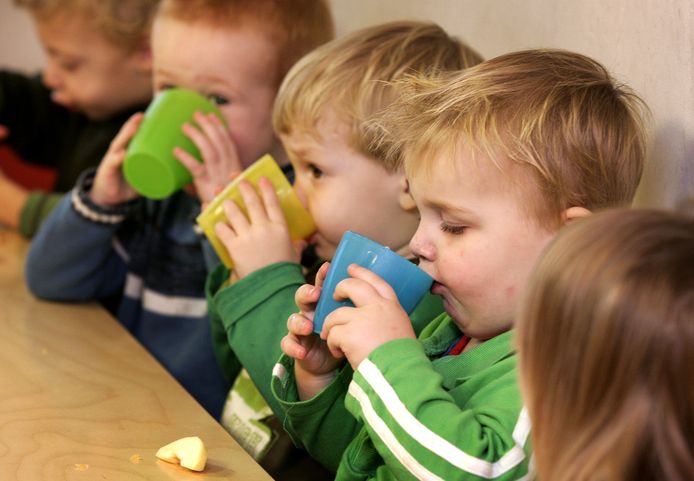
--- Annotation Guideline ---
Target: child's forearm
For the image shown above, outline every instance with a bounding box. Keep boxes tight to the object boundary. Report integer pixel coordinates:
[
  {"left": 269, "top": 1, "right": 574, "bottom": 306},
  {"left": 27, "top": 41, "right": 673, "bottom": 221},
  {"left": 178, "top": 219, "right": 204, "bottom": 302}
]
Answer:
[{"left": 295, "top": 363, "right": 337, "bottom": 400}]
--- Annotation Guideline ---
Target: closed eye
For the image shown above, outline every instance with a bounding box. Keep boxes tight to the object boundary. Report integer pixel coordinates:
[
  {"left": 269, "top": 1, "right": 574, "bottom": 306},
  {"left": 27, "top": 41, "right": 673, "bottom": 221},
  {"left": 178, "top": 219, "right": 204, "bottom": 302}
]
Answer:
[
  {"left": 440, "top": 222, "right": 467, "bottom": 234},
  {"left": 59, "top": 60, "right": 82, "bottom": 72}
]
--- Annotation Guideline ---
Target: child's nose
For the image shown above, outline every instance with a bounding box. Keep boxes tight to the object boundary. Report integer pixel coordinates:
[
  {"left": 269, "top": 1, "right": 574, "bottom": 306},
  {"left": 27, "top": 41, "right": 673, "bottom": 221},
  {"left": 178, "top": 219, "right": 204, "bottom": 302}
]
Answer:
[{"left": 409, "top": 227, "right": 435, "bottom": 263}]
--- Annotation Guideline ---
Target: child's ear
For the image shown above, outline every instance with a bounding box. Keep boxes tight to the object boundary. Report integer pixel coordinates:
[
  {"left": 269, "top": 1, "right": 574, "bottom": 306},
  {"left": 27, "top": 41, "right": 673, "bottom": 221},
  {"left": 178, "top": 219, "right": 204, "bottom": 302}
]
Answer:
[
  {"left": 562, "top": 206, "right": 592, "bottom": 225},
  {"left": 397, "top": 176, "right": 417, "bottom": 212}
]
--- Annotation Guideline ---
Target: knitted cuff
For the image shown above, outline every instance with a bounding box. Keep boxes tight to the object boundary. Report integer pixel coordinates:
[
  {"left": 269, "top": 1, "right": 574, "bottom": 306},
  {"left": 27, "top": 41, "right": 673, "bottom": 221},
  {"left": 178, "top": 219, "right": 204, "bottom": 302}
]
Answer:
[{"left": 70, "top": 168, "right": 139, "bottom": 224}]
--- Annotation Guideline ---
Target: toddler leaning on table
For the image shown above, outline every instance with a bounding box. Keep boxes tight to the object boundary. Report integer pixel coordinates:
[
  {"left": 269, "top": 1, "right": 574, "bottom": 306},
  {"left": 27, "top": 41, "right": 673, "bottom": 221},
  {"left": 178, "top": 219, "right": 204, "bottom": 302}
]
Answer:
[
  {"left": 205, "top": 20, "right": 483, "bottom": 476},
  {"left": 25, "top": 0, "right": 334, "bottom": 422},
  {"left": 1, "top": 0, "right": 156, "bottom": 237},
  {"left": 277, "top": 49, "right": 648, "bottom": 480},
  {"left": 516, "top": 208, "right": 694, "bottom": 481}
]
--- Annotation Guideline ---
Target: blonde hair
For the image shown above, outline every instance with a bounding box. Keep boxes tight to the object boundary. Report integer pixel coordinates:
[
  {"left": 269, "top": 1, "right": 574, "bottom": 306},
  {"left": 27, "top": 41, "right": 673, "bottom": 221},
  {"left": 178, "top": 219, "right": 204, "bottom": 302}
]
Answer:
[
  {"left": 375, "top": 49, "right": 647, "bottom": 226},
  {"left": 156, "top": 0, "right": 334, "bottom": 86},
  {"left": 517, "top": 208, "right": 694, "bottom": 481},
  {"left": 273, "top": 20, "right": 483, "bottom": 171},
  {"left": 15, "top": 0, "right": 160, "bottom": 52}
]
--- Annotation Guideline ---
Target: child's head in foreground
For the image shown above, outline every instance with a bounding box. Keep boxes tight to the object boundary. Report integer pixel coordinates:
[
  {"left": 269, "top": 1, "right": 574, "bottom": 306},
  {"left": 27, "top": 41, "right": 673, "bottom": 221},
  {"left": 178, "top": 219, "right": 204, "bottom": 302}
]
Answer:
[
  {"left": 516, "top": 208, "right": 694, "bottom": 481},
  {"left": 14, "top": 0, "right": 158, "bottom": 119},
  {"left": 273, "top": 20, "right": 483, "bottom": 260},
  {"left": 375, "top": 49, "right": 647, "bottom": 343},
  {"left": 152, "top": 0, "right": 334, "bottom": 169}
]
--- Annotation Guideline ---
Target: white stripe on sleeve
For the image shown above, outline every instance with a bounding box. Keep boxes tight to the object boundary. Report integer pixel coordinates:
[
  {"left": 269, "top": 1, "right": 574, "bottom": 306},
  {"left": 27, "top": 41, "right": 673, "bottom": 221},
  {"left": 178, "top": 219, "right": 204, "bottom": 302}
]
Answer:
[
  {"left": 349, "top": 382, "right": 447, "bottom": 481},
  {"left": 351, "top": 358, "right": 530, "bottom": 479}
]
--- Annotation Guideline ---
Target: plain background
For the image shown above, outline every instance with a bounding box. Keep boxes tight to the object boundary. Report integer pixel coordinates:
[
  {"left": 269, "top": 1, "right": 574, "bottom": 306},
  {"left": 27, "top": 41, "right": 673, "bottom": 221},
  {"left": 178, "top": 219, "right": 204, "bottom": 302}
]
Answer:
[{"left": 1, "top": 0, "right": 692, "bottom": 209}]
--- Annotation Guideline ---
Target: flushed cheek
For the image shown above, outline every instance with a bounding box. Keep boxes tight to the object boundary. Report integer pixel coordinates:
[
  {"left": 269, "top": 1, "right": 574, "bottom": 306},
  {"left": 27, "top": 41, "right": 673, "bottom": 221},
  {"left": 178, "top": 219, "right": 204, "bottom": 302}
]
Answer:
[
  {"left": 436, "top": 268, "right": 478, "bottom": 306},
  {"left": 308, "top": 199, "right": 342, "bottom": 240}
]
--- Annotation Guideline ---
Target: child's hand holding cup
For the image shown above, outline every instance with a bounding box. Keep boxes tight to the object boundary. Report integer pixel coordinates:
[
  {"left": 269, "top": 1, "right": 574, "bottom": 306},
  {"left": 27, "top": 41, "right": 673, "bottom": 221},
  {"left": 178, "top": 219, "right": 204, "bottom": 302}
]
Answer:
[
  {"left": 312, "top": 231, "right": 434, "bottom": 335},
  {"left": 196, "top": 154, "right": 315, "bottom": 268},
  {"left": 122, "top": 88, "right": 225, "bottom": 200}
]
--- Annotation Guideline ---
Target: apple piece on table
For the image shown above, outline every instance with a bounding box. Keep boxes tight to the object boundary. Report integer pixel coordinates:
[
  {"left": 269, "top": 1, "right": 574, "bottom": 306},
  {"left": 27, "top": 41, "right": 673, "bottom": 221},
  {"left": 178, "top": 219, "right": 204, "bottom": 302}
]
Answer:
[{"left": 156, "top": 436, "right": 207, "bottom": 472}]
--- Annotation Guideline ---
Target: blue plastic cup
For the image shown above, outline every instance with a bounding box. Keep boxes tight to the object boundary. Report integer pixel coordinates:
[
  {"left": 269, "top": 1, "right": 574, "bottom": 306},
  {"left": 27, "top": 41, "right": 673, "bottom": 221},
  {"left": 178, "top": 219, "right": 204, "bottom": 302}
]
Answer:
[{"left": 312, "top": 231, "right": 433, "bottom": 334}]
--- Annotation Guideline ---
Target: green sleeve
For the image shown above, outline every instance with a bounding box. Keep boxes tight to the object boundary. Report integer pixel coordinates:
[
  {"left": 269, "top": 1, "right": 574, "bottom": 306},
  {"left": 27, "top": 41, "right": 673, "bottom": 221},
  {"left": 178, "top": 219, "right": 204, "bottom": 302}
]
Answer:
[
  {"left": 205, "top": 264, "right": 242, "bottom": 384},
  {"left": 271, "top": 354, "right": 362, "bottom": 472},
  {"left": 19, "top": 191, "right": 64, "bottom": 238},
  {"left": 207, "top": 261, "right": 306, "bottom": 417},
  {"left": 342, "top": 334, "right": 530, "bottom": 481}
]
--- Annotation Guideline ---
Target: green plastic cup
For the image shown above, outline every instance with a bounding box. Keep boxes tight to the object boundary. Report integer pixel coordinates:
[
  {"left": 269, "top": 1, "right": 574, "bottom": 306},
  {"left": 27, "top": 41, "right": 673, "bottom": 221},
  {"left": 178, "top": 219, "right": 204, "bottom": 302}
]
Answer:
[{"left": 123, "top": 88, "right": 225, "bottom": 199}]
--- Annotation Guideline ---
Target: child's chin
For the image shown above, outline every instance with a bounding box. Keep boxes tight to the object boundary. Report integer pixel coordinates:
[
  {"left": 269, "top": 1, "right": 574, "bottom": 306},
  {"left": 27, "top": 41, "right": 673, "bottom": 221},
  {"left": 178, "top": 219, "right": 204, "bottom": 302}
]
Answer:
[
  {"left": 440, "top": 298, "right": 464, "bottom": 326},
  {"left": 448, "top": 315, "right": 469, "bottom": 335}
]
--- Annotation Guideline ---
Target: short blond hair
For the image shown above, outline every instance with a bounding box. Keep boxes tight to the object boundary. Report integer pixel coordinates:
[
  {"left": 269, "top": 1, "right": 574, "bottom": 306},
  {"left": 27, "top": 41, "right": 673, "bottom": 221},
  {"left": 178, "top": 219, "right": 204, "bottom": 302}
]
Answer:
[
  {"left": 377, "top": 49, "right": 648, "bottom": 226},
  {"left": 156, "top": 0, "right": 334, "bottom": 86},
  {"left": 517, "top": 208, "right": 694, "bottom": 481},
  {"left": 15, "top": 0, "right": 160, "bottom": 52},
  {"left": 273, "top": 20, "right": 483, "bottom": 171}
]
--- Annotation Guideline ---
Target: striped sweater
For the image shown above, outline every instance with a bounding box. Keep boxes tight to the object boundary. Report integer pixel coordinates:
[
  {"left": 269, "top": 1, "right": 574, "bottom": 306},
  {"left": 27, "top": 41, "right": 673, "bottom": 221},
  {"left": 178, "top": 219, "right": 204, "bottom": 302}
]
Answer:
[{"left": 271, "top": 315, "right": 532, "bottom": 480}]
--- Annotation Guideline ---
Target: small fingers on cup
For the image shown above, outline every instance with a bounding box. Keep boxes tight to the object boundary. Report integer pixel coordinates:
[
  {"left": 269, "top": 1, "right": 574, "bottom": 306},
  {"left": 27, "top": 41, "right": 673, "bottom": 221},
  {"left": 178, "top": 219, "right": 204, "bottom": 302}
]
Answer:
[
  {"left": 182, "top": 120, "right": 219, "bottom": 168},
  {"left": 295, "top": 283, "right": 321, "bottom": 311},
  {"left": 332, "top": 276, "right": 371, "bottom": 304},
  {"left": 345, "top": 263, "right": 398, "bottom": 300},
  {"left": 257, "top": 177, "right": 286, "bottom": 224},
  {"left": 222, "top": 198, "right": 250, "bottom": 232},
  {"left": 196, "top": 112, "right": 226, "bottom": 143},
  {"left": 207, "top": 113, "right": 236, "bottom": 159},
  {"left": 238, "top": 180, "right": 267, "bottom": 222},
  {"left": 174, "top": 146, "right": 206, "bottom": 178},
  {"left": 110, "top": 112, "right": 144, "bottom": 152},
  {"left": 287, "top": 312, "right": 314, "bottom": 336},
  {"left": 280, "top": 333, "right": 307, "bottom": 360},
  {"left": 315, "top": 262, "right": 331, "bottom": 289},
  {"left": 214, "top": 221, "right": 236, "bottom": 245},
  {"left": 323, "top": 323, "right": 346, "bottom": 359},
  {"left": 194, "top": 112, "right": 231, "bottom": 167}
]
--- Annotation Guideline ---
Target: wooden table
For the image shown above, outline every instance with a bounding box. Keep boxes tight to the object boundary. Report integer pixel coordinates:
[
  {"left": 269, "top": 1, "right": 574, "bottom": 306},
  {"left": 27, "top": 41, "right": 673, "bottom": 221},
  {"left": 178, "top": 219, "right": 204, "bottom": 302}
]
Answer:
[{"left": 0, "top": 231, "right": 273, "bottom": 481}]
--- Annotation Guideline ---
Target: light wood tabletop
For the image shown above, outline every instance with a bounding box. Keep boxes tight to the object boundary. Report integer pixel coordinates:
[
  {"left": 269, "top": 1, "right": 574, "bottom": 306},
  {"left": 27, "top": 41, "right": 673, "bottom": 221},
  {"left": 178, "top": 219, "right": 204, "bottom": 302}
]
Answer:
[{"left": 0, "top": 230, "right": 273, "bottom": 481}]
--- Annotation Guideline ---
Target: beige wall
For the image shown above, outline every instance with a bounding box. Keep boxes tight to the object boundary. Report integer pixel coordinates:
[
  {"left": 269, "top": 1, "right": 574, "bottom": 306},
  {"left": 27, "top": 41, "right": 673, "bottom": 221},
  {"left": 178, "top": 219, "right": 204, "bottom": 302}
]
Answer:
[
  {"left": 0, "top": 1, "right": 44, "bottom": 73},
  {"left": 2, "top": 0, "right": 692, "bottom": 208},
  {"left": 328, "top": 0, "right": 694, "bottom": 210}
]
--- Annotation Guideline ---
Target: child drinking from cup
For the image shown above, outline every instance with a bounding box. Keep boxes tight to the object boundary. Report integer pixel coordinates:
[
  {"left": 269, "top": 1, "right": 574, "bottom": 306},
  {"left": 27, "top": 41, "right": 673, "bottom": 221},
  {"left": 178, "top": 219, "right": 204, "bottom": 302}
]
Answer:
[
  {"left": 516, "top": 208, "right": 694, "bottom": 481},
  {"left": 0, "top": 0, "right": 157, "bottom": 237},
  {"left": 25, "top": 0, "right": 334, "bottom": 421},
  {"left": 277, "top": 49, "right": 648, "bottom": 480},
  {"left": 205, "top": 21, "right": 482, "bottom": 473}
]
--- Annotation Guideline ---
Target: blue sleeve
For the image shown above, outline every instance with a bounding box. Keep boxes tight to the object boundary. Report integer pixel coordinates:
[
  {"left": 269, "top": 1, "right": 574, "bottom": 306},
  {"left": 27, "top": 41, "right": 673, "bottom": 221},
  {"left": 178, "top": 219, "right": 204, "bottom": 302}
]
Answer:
[{"left": 25, "top": 193, "right": 127, "bottom": 301}]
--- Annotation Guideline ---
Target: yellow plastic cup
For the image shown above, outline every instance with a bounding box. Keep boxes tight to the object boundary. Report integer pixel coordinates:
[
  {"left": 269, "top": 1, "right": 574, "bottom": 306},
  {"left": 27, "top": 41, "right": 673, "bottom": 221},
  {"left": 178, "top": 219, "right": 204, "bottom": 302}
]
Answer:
[{"left": 196, "top": 154, "right": 315, "bottom": 268}]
